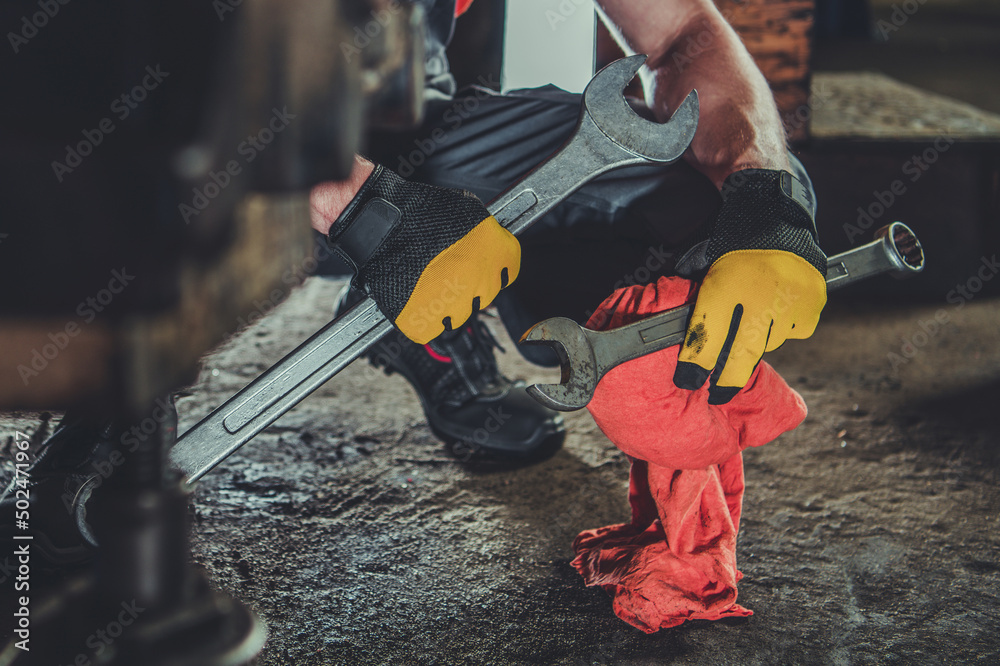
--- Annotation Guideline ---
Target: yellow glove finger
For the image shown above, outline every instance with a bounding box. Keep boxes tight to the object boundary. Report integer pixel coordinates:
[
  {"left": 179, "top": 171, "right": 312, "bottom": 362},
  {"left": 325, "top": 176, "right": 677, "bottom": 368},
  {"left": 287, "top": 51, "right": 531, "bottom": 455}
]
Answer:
[
  {"left": 786, "top": 307, "right": 822, "bottom": 341},
  {"left": 395, "top": 216, "right": 520, "bottom": 344},
  {"left": 711, "top": 313, "right": 771, "bottom": 399},
  {"left": 674, "top": 293, "right": 741, "bottom": 389},
  {"left": 675, "top": 249, "right": 827, "bottom": 402},
  {"left": 764, "top": 318, "right": 794, "bottom": 353}
]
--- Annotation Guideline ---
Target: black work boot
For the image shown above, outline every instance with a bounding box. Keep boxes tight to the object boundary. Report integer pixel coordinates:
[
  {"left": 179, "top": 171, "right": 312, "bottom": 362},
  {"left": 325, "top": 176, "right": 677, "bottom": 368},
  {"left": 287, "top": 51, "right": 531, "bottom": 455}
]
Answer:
[
  {"left": 0, "top": 397, "right": 178, "bottom": 575},
  {"left": 336, "top": 285, "right": 565, "bottom": 461},
  {"left": 0, "top": 413, "right": 113, "bottom": 574}
]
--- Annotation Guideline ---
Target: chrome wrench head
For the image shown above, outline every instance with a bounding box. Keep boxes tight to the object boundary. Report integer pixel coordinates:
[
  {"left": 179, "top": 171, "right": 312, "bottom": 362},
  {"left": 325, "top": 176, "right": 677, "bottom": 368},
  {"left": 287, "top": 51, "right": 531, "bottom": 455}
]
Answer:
[
  {"left": 879, "top": 221, "right": 925, "bottom": 277},
  {"left": 520, "top": 317, "right": 599, "bottom": 412},
  {"left": 494, "top": 55, "right": 699, "bottom": 237},
  {"left": 584, "top": 54, "right": 699, "bottom": 163}
]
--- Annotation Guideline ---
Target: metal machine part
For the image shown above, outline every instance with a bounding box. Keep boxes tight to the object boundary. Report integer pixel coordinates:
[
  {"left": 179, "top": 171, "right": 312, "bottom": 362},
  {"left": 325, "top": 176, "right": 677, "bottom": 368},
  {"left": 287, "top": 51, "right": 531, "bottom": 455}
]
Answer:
[
  {"left": 520, "top": 222, "right": 925, "bottom": 412},
  {"left": 353, "top": 0, "right": 427, "bottom": 129},
  {"left": 0, "top": 0, "right": 426, "bottom": 412},
  {"left": 169, "top": 55, "right": 700, "bottom": 484},
  {"left": 1, "top": 399, "right": 267, "bottom": 665},
  {"left": 3, "top": 571, "right": 267, "bottom": 666},
  {"left": 1, "top": 2, "right": 428, "bottom": 663}
]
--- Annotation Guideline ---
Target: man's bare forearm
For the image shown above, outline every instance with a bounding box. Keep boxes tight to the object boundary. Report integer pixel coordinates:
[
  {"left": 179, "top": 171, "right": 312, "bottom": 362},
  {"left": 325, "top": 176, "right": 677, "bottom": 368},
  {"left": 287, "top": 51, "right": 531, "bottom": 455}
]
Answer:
[{"left": 596, "top": 0, "right": 790, "bottom": 189}]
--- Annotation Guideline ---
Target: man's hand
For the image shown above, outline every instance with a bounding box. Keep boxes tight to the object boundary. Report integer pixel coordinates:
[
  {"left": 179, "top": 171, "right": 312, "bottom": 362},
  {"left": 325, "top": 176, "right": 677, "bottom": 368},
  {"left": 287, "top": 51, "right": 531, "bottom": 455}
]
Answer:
[
  {"left": 593, "top": 1, "right": 827, "bottom": 402},
  {"left": 673, "top": 169, "right": 827, "bottom": 404},
  {"left": 313, "top": 160, "right": 519, "bottom": 344}
]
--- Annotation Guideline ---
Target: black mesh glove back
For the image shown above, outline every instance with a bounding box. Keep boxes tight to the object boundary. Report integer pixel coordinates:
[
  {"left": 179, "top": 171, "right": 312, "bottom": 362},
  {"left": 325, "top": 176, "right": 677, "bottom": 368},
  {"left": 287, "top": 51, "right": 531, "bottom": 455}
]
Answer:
[{"left": 329, "top": 164, "right": 520, "bottom": 344}]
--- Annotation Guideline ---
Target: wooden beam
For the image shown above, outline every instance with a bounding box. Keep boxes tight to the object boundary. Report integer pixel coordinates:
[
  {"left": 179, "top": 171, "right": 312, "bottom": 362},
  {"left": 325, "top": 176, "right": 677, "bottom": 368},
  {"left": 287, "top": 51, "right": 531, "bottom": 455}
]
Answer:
[{"left": 714, "top": 0, "right": 815, "bottom": 143}]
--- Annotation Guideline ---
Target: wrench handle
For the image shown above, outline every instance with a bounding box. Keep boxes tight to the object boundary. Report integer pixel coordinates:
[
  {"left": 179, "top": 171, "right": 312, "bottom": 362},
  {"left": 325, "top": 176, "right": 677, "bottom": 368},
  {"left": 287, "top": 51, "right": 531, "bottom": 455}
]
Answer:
[
  {"left": 588, "top": 305, "right": 690, "bottom": 377},
  {"left": 170, "top": 299, "right": 392, "bottom": 484},
  {"left": 490, "top": 112, "right": 655, "bottom": 236},
  {"left": 169, "top": 175, "right": 563, "bottom": 484}
]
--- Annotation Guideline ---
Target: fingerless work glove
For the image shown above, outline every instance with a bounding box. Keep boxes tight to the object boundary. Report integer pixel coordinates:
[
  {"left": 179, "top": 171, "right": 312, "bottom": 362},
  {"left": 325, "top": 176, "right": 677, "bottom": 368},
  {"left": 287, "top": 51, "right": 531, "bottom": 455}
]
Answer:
[
  {"left": 328, "top": 164, "right": 520, "bottom": 344},
  {"left": 674, "top": 168, "right": 828, "bottom": 404}
]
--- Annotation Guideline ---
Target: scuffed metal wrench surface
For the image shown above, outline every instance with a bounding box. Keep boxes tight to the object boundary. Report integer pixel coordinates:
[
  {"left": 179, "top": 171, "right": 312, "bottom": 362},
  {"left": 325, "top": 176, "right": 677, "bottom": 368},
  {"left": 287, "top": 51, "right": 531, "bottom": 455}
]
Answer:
[
  {"left": 522, "top": 222, "right": 925, "bottom": 412},
  {"left": 170, "top": 55, "right": 699, "bottom": 484}
]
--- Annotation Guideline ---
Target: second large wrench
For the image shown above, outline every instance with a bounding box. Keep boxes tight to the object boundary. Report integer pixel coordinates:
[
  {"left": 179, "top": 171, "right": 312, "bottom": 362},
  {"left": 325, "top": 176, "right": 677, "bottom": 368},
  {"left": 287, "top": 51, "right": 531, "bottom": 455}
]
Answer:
[
  {"left": 170, "top": 55, "right": 699, "bottom": 483},
  {"left": 521, "top": 221, "right": 926, "bottom": 412}
]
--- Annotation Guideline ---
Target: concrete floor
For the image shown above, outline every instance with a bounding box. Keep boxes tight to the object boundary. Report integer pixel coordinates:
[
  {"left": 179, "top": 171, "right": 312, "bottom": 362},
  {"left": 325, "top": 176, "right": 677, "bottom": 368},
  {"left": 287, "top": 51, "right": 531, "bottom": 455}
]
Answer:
[
  {"left": 2, "top": 271, "right": 999, "bottom": 663},
  {"left": 166, "top": 277, "right": 999, "bottom": 665}
]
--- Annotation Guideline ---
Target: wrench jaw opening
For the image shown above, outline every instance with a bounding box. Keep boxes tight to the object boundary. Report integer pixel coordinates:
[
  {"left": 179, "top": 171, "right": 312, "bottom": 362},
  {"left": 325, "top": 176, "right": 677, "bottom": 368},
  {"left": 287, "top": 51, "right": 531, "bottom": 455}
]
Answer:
[
  {"left": 520, "top": 319, "right": 598, "bottom": 412},
  {"left": 878, "top": 222, "right": 925, "bottom": 278},
  {"left": 584, "top": 54, "right": 699, "bottom": 165},
  {"left": 525, "top": 381, "right": 588, "bottom": 413}
]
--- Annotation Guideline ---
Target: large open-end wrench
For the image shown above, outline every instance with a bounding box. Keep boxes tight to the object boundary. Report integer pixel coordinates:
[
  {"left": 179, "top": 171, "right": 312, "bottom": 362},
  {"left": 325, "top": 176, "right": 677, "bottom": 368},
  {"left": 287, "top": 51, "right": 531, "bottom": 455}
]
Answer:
[
  {"left": 521, "top": 221, "right": 925, "bottom": 412},
  {"left": 170, "top": 55, "right": 699, "bottom": 484}
]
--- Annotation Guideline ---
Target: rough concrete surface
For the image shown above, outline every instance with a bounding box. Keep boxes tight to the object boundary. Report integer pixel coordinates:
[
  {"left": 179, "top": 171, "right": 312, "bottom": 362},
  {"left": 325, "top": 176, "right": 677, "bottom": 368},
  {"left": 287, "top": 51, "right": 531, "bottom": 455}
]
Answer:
[{"left": 5, "top": 276, "right": 1000, "bottom": 664}]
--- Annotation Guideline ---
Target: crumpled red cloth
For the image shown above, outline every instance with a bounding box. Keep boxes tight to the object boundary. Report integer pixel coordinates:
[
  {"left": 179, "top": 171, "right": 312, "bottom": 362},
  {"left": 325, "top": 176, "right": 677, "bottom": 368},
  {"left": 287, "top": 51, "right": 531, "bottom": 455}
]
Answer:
[{"left": 571, "top": 276, "right": 807, "bottom": 632}]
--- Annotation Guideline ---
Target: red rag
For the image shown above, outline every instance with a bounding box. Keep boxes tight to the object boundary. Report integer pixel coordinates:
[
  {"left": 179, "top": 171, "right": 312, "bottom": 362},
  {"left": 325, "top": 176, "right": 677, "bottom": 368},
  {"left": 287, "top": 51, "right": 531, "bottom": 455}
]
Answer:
[
  {"left": 455, "top": 0, "right": 475, "bottom": 17},
  {"left": 571, "top": 276, "right": 808, "bottom": 632}
]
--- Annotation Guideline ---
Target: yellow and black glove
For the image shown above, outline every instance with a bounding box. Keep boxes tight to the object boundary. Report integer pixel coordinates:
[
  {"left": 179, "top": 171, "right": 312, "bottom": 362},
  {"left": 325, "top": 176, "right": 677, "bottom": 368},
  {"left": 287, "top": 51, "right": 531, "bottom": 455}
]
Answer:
[
  {"left": 328, "top": 164, "right": 520, "bottom": 344},
  {"left": 674, "top": 168, "right": 827, "bottom": 404}
]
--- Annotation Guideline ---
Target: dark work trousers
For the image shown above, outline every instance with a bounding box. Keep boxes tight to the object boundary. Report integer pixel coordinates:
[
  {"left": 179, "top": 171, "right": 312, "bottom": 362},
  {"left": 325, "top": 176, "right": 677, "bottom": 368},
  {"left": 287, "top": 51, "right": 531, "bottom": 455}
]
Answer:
[{"left": 365, "top": 85, "right": 810, "bottom": 366}]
